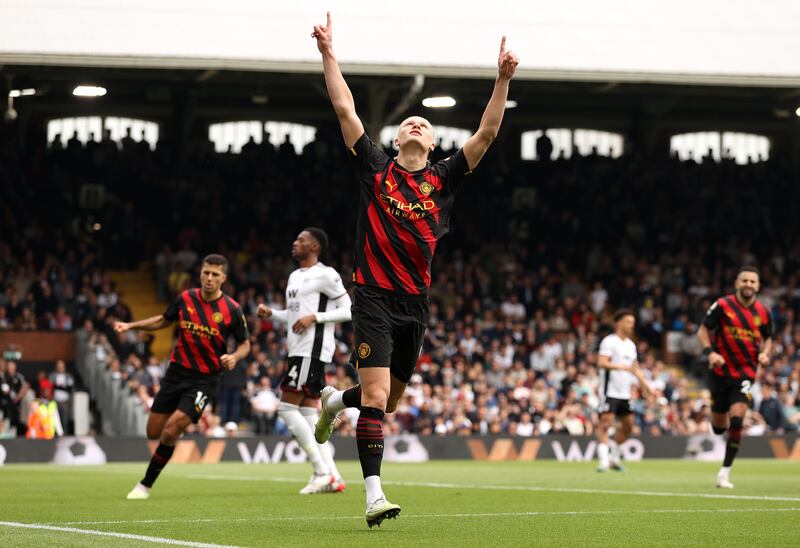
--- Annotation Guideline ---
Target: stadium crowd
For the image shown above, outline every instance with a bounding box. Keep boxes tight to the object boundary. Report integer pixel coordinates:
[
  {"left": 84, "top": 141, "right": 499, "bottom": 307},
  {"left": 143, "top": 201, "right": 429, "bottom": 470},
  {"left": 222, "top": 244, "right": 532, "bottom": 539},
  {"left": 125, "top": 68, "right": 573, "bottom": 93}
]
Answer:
[{"left": 2, "top": 123, "right": 800, "bottom": 438}]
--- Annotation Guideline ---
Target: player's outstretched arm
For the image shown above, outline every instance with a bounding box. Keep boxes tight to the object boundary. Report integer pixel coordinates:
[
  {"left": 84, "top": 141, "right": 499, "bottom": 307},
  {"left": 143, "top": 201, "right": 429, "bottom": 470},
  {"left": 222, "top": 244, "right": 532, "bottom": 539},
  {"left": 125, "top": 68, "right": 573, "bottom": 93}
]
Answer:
[
  {"left": 257, "top": 303, "right": 287, "bottom": 323},
  {"left": 114, "top": 315, "right": 170, "bottom": 333},
  {"left": 312, "top": 12, "right": 365, "bottom": 147},
  {"left": 463, "top": 36, "right": 519, "bottom": 171}
]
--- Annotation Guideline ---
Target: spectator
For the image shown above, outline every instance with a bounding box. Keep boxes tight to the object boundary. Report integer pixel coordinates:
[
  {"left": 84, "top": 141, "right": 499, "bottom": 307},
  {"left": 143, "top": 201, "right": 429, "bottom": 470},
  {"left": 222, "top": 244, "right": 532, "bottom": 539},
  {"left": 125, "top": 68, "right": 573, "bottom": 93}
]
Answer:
[
  {"left": 2, "top": 361, "right": 29, "bottom": 436},
  {"left": 35, "top": 370, "right": 54, "bottom": 400},
  {"left": 219, "top": 358, "right": 248, "bottom": 425},
  {"left": 49, "top": 359, "right": 75, "bottom": 434},
  {"left": 50, "top": 306, "right": 73, "bottom": 331}
]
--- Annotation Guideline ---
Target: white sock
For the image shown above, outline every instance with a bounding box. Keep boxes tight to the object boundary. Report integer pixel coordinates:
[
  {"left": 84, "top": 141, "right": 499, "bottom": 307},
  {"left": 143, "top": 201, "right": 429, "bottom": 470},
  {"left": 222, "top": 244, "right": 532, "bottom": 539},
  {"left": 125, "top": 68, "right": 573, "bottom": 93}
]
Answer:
[
  {"left": 327, "top": 390, "right": 346, "bottom": 414},
  {"left": 278, "top": 402, "right": 328, "bottom": 476},
  {"left": 365, "top": 475, "right": 384, "bottom": 505},
  {"left": 300, "top": 406, "right": 342, "bottom": 481},
  {"left": 718, "top": 466, "right": 731, "bottom": 477},
  {"left": 610, "top": 444, "right": 621, "bottom": 463},
  {"left": 597, "top": 443, "right": 610, "bottom": 467}
]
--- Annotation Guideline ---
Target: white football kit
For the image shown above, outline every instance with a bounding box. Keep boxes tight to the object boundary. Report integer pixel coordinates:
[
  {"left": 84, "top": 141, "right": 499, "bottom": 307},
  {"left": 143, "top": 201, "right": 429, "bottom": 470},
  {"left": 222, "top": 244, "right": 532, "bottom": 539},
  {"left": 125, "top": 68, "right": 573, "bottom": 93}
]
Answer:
[
  {"left": 270, "top": 263, "right": 352, "bottom": 395},
  {"left": 597, "top": 333, "right": 638, "bottom": 407}
]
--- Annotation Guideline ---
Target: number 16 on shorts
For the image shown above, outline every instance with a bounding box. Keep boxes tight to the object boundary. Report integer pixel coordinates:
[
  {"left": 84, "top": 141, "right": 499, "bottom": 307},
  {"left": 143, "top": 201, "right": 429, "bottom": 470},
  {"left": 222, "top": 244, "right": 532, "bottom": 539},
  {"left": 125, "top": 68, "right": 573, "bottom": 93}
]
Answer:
[{"left": 194, "top": 391, "right": 208, "bottom": 413}]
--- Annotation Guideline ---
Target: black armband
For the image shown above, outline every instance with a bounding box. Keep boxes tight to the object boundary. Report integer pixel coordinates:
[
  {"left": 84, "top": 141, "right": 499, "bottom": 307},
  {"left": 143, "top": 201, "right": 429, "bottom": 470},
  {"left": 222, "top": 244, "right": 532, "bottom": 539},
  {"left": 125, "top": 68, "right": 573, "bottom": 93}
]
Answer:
[{"left": 702, "top": 347, "right": 713, "bottom": 357}]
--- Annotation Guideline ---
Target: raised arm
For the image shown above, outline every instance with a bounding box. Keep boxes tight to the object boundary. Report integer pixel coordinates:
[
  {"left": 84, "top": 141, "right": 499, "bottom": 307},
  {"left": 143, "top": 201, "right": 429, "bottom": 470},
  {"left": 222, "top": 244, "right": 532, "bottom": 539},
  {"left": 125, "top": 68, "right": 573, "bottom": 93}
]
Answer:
[
  {"left": 312, "top": 12, "right": 365, "bottom": 148},
  {"left": 463, "top": 36, "right": 519, "bottom": 171}
]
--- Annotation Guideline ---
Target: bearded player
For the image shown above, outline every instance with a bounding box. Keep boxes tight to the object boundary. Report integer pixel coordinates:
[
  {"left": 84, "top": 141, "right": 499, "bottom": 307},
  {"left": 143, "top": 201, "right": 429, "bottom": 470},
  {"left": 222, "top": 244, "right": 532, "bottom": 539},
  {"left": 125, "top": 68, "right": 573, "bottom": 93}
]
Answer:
[{"left": 697, "top": 267, "right": 772, "bottom": 489}]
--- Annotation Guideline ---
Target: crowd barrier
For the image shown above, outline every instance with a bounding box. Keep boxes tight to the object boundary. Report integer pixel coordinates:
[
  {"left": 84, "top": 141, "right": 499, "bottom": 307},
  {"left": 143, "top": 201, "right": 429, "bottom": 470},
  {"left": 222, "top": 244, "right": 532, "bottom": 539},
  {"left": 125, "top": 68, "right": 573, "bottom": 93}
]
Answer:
[{"left": 1, "top": 434, "right": 799, "bottom": 465}]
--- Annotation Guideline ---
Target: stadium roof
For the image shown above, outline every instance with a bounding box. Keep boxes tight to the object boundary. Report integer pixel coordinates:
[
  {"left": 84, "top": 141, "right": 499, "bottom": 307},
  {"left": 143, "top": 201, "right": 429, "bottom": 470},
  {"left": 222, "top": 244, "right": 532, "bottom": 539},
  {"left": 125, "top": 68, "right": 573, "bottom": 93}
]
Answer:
[{"left": 3, "top": 65, "right": 796, "bottom": 138}]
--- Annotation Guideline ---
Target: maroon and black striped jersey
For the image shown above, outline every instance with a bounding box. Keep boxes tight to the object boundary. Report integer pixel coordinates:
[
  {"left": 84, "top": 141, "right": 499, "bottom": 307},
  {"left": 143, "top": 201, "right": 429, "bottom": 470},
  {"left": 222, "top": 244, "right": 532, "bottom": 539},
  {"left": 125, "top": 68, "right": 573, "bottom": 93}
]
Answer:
[
  {"left": 703, "top": 294, "right": 772, "bottom": 380},
  {"left": 163, "top": 289, "right": 249, "bottom": 375},
  {"left": 349, "top": 132, "right": 471, "bottom": 295}
]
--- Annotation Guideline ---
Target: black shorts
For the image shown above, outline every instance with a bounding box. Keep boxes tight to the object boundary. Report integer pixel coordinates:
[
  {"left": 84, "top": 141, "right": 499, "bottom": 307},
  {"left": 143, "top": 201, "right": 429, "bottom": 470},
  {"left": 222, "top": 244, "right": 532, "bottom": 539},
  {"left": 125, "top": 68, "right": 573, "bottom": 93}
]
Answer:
[
  {"left": 281, "top": 356, "right": 326, "bottom": 399},
  {"left": 599, "top": 397, "right": 632, "bottom": 417},
  {"left": 710, "top": 374, "right": 754, "bottom": 414},
  {"left": 350, "top": 285, "right": 429, "bottom": 384},
  {"left": 151, "top": 364, "right": 219, "bottom": 423}
]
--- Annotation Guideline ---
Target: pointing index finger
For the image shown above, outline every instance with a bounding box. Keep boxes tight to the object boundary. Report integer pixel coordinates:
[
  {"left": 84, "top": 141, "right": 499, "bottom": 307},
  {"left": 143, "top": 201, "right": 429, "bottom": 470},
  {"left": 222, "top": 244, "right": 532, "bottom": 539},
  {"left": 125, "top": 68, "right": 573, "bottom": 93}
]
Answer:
[
  {"left": 326, "top": 11, "right": 332, "bottom": 30},
  {"left": 500, "top": 35, "right": 506, "bottom": 56}
]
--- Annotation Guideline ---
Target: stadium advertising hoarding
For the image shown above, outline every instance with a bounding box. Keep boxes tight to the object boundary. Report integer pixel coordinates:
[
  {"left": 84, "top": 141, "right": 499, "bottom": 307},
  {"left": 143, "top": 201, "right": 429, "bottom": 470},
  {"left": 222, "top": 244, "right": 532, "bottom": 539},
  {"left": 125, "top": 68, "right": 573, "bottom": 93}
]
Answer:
[{"left": 1, "top": 434, "right": 799, "bottom": 465}]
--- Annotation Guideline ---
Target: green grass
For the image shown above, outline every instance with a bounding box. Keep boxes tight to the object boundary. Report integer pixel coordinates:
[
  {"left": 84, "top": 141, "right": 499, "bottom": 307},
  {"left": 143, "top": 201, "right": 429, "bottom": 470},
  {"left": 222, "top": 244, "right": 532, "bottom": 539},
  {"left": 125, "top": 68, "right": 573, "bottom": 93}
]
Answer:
[{"left": 1, "top": 459, "right": 799, "bottom": 546}]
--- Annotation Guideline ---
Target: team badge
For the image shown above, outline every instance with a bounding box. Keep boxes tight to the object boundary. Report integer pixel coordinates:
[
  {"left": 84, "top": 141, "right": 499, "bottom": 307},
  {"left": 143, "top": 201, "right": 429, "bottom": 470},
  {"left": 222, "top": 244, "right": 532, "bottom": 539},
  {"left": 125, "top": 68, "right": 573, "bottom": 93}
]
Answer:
[
  {"left": 358, "top": 343, "right": 371, "bottom": 359},
  {"left": 212, "top": 312, "right": 224, "bottom": 324},
  {"left": 187, "top": 306, "right": 195, "bottom": 315},
  {"left": 419, "top": 181, "right": 434, "bottom": 195},
  {"left": 753, "top": 316, "right": 762, "bottom": 327}
]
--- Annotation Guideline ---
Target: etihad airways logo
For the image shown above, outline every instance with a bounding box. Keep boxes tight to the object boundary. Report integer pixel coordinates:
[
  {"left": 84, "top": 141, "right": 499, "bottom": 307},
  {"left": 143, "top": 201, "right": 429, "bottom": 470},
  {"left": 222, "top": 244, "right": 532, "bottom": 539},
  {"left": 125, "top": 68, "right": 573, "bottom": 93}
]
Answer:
[
  {"left": 180, "top": 320, "right": 220, "bottom": 338},
  {"left": 380, "top": 193, "right": 436, "bottom": 220},
  {"left": 724, "top": 325, "right": 759, "bottom": 341}
]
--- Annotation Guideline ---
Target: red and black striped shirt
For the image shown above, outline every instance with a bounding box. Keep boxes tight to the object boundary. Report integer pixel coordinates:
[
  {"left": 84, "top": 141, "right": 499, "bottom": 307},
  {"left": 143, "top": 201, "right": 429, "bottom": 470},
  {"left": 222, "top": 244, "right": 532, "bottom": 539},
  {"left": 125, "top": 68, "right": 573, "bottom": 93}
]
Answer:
[
  {"left": 703, "top": 294, "right": 772, "bottom": 380},
  {"left": 163, "top": 289, "right": 249, "bottom": 375},
  {"left": 349, "top": 133, "right": 471, "bottom": 295}
]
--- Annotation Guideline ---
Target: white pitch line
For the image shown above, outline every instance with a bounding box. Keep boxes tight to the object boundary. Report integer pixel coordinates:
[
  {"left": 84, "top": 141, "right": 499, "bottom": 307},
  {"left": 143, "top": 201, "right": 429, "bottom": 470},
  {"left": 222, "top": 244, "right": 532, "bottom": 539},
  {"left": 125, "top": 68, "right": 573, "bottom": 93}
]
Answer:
[
  {"left": 186, "top": 474, "right": 800, "bottom": 503},
  {"left": 46, "top": 507, "right": 800, "bottom": 526},
  {"left": 0, "top": 521, "right": 241, "bottom": 548}
]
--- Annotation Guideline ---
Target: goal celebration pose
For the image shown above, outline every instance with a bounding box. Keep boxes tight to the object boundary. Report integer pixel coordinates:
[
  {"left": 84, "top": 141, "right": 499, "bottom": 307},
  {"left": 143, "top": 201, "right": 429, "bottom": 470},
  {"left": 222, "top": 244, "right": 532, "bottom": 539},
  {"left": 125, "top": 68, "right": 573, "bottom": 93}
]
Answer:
[{"left": 310, "top": 11, "right": 519, "bottom": 527}]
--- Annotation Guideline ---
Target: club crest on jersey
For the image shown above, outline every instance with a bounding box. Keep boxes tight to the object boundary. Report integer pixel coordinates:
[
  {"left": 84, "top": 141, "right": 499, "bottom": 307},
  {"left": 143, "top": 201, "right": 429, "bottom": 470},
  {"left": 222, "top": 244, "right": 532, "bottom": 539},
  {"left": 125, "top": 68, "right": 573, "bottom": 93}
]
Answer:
[
  {"left": 419, "top": 181, "right": 434, "bottom": 195},
  {"left": 726, "top": 312, "right": 736, "bottom": 320},
  {"left": 753, "top": 316, "right": 762, "bottom": 327},
  {"left": 187, "top": 306, "right": 195, "bottom": 315},
  {"left": 212, "top": 312, "right": 223, "bottom": 324},
  {"left": 358, "top": 343, "right": 371, "bottom": 359}
]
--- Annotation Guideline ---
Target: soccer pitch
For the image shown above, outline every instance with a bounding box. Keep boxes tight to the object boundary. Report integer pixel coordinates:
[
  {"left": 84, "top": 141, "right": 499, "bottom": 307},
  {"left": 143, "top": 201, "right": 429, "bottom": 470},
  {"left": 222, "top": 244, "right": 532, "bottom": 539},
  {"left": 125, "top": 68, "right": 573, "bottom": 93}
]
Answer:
[{"left": 1, "top": 460, "right": 797, "bottom": 547}]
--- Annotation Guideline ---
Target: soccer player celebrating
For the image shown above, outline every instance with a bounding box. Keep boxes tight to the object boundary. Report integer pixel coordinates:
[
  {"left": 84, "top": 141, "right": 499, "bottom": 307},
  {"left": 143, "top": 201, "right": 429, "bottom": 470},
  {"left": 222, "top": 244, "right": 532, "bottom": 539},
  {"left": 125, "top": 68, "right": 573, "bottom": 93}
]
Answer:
[
  {"left": 310, "top": 12, "right": 518, "bottom": 527},
  {"left": 595, "top": 309, "right": 652, "bottom": 472},
  {"left": 115, "top": 254, "right": 250, "bottom": 500},
  {"left": 697, "top": 266, "right": 772, "bottom": 489},
  {"left": 256, "top": 228, "right": 351, "bottom": 495}
]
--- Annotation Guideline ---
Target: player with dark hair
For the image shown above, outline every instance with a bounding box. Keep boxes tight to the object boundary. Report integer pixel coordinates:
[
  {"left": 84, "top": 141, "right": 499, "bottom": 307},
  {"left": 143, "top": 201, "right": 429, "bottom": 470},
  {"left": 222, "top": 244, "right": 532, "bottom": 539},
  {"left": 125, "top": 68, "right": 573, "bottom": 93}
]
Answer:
[
  {"left": 115, "top": 253, "right": 251, "bottom": 499},
  {"left": 595, "top": 309, "right": 652, "bottom": 472},
  {"left": 257, "top": 228, "right": 351, "bottom": 494},
  {"left": 697, "top": 266, "right": 772, "bottom": 488},
  {"left": 310, "top": 12, "right": 519, "bottom": 527}
]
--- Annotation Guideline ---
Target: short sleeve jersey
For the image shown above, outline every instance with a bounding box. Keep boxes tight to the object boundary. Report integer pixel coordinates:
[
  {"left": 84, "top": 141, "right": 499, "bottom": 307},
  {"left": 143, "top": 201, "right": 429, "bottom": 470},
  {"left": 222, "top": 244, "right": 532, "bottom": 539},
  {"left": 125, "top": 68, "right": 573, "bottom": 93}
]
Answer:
[
  {"left": 163, "top": 289, "right": 249, "bottom": 375},
  {"left": 598, "top": 334, "right": 639, "bottom": 400},
  {"left": 349, "top": 132, "right": 471, "bottom": 295},
  {"left": 702, "top": 295, "right": 772, "bottom": 380}
]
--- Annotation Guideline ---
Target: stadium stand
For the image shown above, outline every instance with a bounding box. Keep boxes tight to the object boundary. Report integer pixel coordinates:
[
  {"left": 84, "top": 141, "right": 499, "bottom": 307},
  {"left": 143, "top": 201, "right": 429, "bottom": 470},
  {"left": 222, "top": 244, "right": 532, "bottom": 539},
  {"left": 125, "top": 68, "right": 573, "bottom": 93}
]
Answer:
[{"left": 2, "top": 117, "right": 799, "bottom": 439}]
